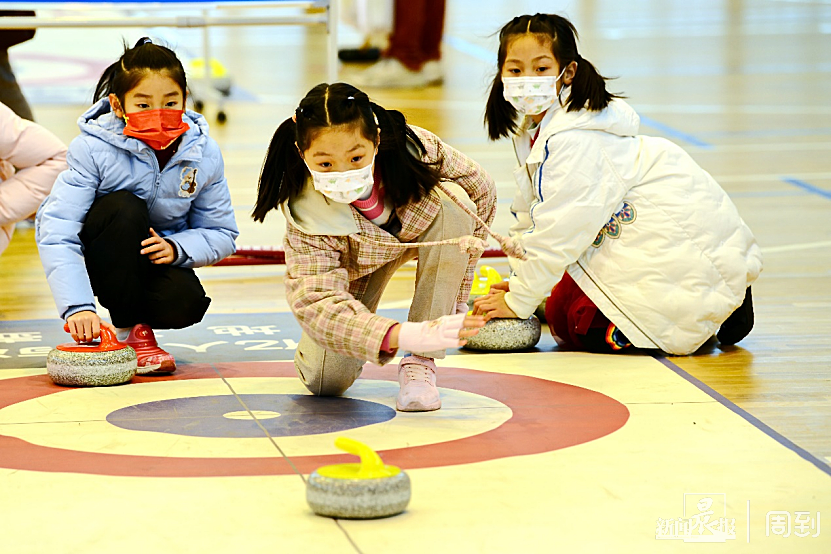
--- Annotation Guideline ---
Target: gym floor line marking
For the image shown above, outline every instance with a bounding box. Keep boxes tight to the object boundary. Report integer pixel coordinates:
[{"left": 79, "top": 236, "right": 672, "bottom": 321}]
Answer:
[
  {"left": 637, "top": 115, "right": 713, "bottom": 149},
  {"left": 761, "top": 240, "right": 831, "bottom": 254},
  {"left": 444, "top": 34, "right": 493, "bottom": 64},
  {"left": 781, "top": 177, "right": 831, "bottom": 200},
  {"left": 657, "top": 355, "right": 831, "bottom": 478}
]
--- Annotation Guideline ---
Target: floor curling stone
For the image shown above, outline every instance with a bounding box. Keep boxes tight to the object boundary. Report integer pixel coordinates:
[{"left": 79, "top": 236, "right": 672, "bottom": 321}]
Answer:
[
  {"left": 47, "top": 325, "right": 137, "bottom": 386},
  {"left": 463, "top": 314, "right": 542, "bottom": 351},
  {"left": 306, "top": 437, "right": 411, "bottom": 519}
]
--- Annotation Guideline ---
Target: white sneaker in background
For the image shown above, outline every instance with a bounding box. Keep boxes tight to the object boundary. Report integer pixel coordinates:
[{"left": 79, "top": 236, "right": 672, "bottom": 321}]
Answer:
[
  {"left": 353, "top": 58, "right": 433, "bottom": 88},
  {"left": 421, "top": 60, "right": 443, "bottom": 85}
]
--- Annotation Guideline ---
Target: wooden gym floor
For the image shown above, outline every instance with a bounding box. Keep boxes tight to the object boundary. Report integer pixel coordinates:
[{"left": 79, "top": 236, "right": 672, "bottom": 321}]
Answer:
[{"left": 0, "top": 0, "right": 829, "bottom": 551}]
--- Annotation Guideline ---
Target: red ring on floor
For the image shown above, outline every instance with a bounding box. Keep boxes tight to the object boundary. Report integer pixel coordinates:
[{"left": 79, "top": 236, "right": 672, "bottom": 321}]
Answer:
[{"left": 0, "top": 361, "right": 629, "bottom": 477}]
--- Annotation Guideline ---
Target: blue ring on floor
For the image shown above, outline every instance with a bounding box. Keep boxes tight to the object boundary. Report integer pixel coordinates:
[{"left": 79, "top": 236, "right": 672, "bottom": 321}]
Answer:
[{"left": 106, "top": 394, "right": 396, "bottom": 438}]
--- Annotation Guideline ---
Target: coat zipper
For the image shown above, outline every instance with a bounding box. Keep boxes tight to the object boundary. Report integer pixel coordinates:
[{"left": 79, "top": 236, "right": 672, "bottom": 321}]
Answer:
[{"left": 146, "top": 149, "right": 162, "bottom": 212}]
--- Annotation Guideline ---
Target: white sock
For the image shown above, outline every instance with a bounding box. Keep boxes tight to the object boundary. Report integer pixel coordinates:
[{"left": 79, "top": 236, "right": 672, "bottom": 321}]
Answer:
[{"left": 116, "top": 327, "right": 132, "bottom": 341}]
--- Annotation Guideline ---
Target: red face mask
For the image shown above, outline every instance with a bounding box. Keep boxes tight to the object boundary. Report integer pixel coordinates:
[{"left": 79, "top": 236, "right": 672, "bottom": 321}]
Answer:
[{"left": 123, "top": 109, "right": 189, "bottom": 151}]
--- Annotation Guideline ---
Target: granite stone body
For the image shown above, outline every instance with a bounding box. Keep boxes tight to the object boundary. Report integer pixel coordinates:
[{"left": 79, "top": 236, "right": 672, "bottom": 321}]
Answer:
[
  {"left": 306, "top": 470, "right": 411, "bottom": 519},
  {"left": 46, "top": 346, "right": 137, "bottom": 386},
  {"left": 463, "top": 315, "right": 542, "bottom": 351}
]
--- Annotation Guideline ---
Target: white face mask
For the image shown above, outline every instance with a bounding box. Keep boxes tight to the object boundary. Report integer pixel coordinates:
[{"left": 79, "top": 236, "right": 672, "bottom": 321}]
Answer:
[
  {"left": 502, "top": 67, "right": 568, "bottom": 115},
  {"left": 305, "top": 157, "right": 375, "bottom": 204}
]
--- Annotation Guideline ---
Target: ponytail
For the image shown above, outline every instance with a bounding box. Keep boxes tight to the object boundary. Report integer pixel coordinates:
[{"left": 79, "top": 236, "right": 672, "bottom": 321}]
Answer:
[
  {"left": 485, "top": 13, "right": 622, "bottom": 140},
  {"left": 371, "top": 102, "right": 440, "bottom": 206},
  {"left": 485, "top": 74, "right": 519, "bottom": 140},
  {"left": 565, "top": 54, "right": 617, "bottom": 113},
  {"left": 252, "top": 117, "right": 305, "bottom": 222},
  {"left": 93, "top": 60, "right": 122, "bottom": 104},
  {"left": 252, "top": 83, "right": 442, "bottom": 222}
]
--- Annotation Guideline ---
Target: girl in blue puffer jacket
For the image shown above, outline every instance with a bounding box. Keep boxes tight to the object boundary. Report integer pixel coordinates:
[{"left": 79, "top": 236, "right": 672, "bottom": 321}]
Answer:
[{"left": 36, "top": 38, "right": 238, "bottom": 375}]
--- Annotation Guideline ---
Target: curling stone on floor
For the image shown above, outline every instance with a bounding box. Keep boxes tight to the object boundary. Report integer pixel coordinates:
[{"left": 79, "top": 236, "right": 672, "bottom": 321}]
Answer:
[
  {"left": 464, "top": 314, "right": 542, "bottom": 351},
  {"left": 306, "top": 437, "right": 411, "bottom": 519},
  {"left": 464, "top": 265, "right": 543, "bottom": 351},
  {"left": 46, "top": 325, "right": 137, "bottom": 386}
]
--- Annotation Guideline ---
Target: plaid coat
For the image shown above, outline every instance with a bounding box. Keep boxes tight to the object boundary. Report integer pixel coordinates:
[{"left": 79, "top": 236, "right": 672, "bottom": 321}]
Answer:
[{"left": 282, "top": 125, "right": 496, "bottom": 365}]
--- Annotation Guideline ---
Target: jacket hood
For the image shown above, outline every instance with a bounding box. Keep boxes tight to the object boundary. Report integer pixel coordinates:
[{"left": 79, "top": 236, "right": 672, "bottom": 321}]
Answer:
[
  {"left": 77, "top": 98, "right": 209, "bottom": 157},
  {"left": 526, "top": 98, "right": 640, "bottom": 164}
]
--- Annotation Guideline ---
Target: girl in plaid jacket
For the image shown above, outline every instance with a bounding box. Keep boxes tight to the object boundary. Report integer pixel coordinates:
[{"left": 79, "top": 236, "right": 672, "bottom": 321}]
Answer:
[{"left": 253, "top": 83, "right": 496, "bottom": 412}]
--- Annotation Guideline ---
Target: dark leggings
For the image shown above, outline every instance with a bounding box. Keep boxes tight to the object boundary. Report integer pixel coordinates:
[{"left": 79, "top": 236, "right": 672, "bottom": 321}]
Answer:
[{"left": 79, "top": 190, "right": 210, "bottom": 329}]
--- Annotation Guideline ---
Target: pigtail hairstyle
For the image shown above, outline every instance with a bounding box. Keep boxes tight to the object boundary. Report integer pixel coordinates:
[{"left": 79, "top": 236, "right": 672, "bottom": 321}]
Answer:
[
  {"left": 93, "top": 37, "right": 187, "bottom": 107},
  {"left": 485, "top": 13, "right": 621, "bottom": 140},
  {"left": 369, "top": 101, "right": 441, "bottom": 206},
  {"left": 252, "top": 117, "right": 304, "bottom": 222},
  {"left": 253, "top": 82, "right": 441, "bottom": 221}
]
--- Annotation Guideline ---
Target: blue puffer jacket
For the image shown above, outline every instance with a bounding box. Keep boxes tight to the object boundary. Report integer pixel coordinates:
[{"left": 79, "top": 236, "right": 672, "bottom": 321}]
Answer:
[{"left": 36, "top": 99, "right": 239, "bottom": 320}]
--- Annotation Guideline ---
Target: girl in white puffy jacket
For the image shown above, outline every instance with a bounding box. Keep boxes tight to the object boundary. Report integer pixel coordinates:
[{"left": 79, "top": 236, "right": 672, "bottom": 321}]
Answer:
[{"left": 474, "top": 14, "right": 762, "bottom": 356}]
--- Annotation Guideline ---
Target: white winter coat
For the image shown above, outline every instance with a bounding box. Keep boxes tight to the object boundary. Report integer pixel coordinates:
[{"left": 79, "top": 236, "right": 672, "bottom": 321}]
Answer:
[{"left": 505, "top": 99, "right": 763, "bottom": 355}]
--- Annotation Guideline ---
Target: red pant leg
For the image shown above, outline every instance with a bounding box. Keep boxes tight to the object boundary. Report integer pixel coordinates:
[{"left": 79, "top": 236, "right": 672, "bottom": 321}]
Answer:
[
  {"left": 386, "top": 0, "right": 446, "bottom": 70},
  {"left": 420, "top": 0, "right": 446, "bottom": 61},
  {"left": 544, "top": 273, "right": 609, "bottom": 350}
]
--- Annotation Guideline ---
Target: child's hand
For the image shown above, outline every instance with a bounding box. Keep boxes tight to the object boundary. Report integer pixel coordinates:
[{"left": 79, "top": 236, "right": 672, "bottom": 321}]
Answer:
[
  {"left": 66, "top": 311, "right": 116, "bottom": 342},
  {"left": 391, "top": 313, "right": 486, "bottom": 351},
  {"left": 140, "top": 228, "right": 175, "bottom": 264},
  {"left": 488, "top": 281, "right": 510, "bottom": 293},
  {"left": 472, "top": 290, "right": 519, "bottom": 320}
]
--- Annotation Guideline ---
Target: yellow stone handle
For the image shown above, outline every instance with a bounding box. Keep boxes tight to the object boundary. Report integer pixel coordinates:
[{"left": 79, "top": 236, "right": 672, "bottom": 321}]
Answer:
[
  {"left": 470, "top": 265, "right": 504, "bottom": 296},
  {"left": 334, "top": 437, "right": 393, "bottom": 479}
]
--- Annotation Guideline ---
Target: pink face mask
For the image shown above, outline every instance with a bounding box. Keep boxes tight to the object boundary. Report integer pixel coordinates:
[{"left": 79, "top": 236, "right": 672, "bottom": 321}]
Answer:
[{"left": 123, "top": 109, "right": 189, "bottom": 150}]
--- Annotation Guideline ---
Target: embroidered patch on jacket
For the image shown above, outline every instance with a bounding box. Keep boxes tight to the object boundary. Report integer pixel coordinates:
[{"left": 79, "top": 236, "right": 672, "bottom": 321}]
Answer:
[
  {"left": 178, "top": 167, "right": 199, "bottom": 198},
  {"left": 592, "top": 201, "right": 637, "bottom": 247}
]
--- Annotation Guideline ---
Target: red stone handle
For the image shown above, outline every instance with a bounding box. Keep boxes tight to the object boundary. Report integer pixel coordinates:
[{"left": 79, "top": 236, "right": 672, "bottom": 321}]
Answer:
[{"left": 62, "top": 323, "right": 120, "bottom": 349}]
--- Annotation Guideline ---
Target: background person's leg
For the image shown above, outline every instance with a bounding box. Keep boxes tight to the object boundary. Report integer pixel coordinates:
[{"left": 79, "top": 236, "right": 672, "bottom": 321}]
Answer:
[
  {"left": 385, "top": 0, "right": 429, "bottom": 71},
  {"left": 0, "top": 48, "right": 34, "bottom": 121},
  {"left": 419, "top": 0, "right": 446, "bottom": 63}
]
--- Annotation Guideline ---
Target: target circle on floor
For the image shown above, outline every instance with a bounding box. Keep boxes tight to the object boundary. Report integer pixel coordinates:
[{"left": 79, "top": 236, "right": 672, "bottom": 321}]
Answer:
[
  {"left": 0, "top": 361, "right": 629, "bottom": 477},
  {"left": 107, "top": 394, "right": 397, "bottom": 438}
]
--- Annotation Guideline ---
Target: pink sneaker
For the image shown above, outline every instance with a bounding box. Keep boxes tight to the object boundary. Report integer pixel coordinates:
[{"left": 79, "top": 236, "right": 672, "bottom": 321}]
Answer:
[
  {"left": 124, "top": 324, "right": 176, "bottom": 375},
  {"left": 396, "top": 355, "right": 441, "bottom": 412}
]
